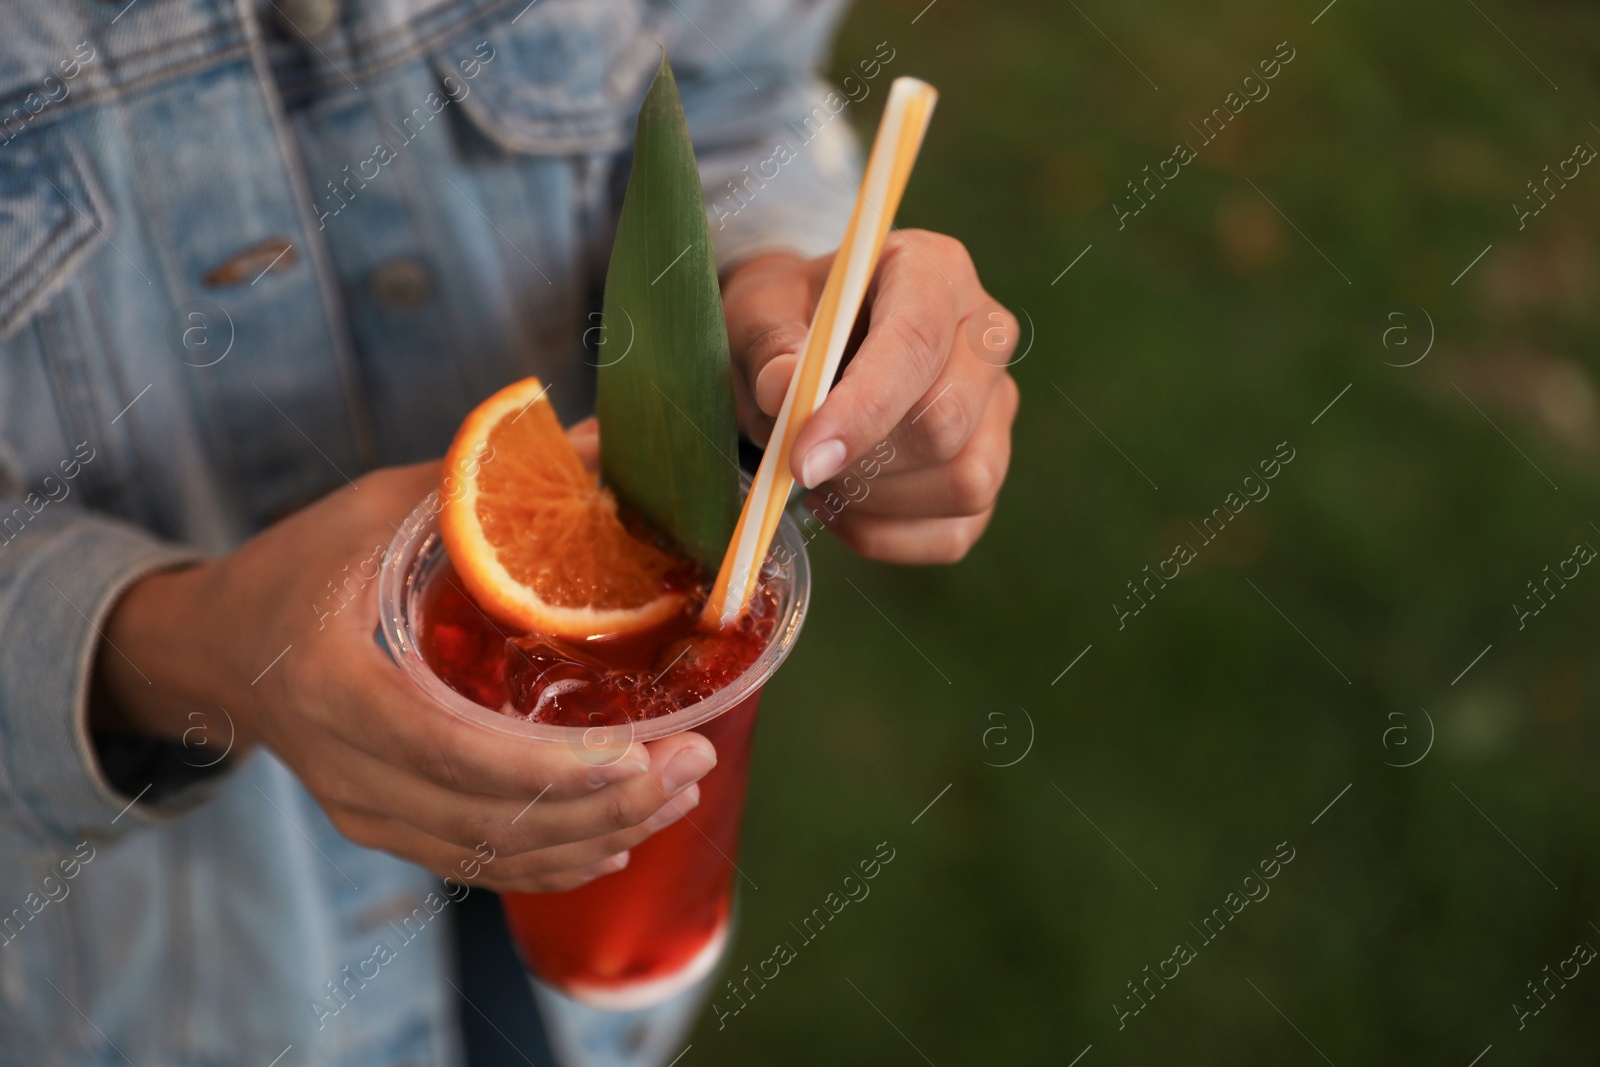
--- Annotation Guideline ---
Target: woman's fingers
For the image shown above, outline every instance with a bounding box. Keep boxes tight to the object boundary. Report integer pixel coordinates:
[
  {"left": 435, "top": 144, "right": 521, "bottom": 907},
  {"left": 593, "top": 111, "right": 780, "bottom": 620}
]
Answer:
[
  {"left": 300, "top": 632, "right": 655, "bottom": 802},
  {"left": 325, "top": 805, "right": 678, "bottom": 894},
  {"left": 712, "top": 229, "right": 1017, "bottom": 565},
  {"left": 876, "top": 306, "right": 1014, "bottom": 471},
  {"left": 790, "top": 231, "right": 990, "bottom": 489},
  {"left": 811, "top": 373, "right": 1017, "bottom": 520},
  {"left": 566, "top": 415, "right": 600, "bottom": 469},
  {"left": 301, "top": 732, "right": 713, "bottom": 856},
  {"left": 820, "top": 510, "right": 997, "bottom": 566},
  {"left": 723, "top": 252, "right": 826, "bottom": 443}
]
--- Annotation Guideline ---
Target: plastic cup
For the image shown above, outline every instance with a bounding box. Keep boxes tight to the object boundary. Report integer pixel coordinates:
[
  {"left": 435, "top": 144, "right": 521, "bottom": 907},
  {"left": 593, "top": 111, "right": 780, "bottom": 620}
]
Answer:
[{"left": 378, "top": 490, "right": 810, "bottom": 1009}]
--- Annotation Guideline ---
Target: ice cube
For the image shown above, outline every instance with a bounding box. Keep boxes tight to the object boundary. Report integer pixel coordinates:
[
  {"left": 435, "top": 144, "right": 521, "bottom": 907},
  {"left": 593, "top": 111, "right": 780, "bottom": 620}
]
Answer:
[{"left": 504, "top": 637, "right": 605, "bottom": 720}]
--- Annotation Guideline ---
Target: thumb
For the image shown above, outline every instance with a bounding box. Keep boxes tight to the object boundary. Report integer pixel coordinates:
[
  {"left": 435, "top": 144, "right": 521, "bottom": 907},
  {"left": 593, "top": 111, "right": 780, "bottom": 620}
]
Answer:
[{"left": 722, "top": 253, "right": 825, "bottom": 443}]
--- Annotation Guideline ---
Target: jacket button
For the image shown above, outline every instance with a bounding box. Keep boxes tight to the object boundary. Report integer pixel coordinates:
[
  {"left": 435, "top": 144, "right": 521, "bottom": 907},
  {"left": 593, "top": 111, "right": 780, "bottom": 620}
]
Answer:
[
  {"left": 369, "top": 259, "right": 431, "bottom": 310},
  {"left": 274, "top": 0, "right": 340, "bottom": 40}
]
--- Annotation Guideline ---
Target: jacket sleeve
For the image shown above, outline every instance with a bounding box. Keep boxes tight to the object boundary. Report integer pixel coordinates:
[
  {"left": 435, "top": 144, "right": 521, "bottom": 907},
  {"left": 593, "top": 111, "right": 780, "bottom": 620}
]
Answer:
[
  {"left": 0, "top": 499, "right": 218, "bottom": 852},
  {"left": 676, "top": 0, "right": 869, "bottom": 270}
]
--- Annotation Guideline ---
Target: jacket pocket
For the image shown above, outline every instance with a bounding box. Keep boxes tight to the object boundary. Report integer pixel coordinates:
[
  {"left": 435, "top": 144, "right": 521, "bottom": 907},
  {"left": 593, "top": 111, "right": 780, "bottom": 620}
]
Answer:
[
  {"left": 432, "top": 0, "right": 662, "bottom": 156},
  {"left": 0, "top": 132, "right": 109, "bottom": 339}
]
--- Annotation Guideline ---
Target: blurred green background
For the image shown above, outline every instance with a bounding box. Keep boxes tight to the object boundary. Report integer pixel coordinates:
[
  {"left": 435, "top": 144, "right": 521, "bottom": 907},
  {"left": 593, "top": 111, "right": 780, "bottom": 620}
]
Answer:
[{"left": 704, "top": 0, "right": 1600, "bottom": 1062}]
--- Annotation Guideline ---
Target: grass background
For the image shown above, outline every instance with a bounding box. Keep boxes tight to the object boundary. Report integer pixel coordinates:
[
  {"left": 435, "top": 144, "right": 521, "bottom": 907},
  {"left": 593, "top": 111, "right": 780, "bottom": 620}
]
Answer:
[{"left": 694, "top": 0, "right": 1600, "bottom": 1062}]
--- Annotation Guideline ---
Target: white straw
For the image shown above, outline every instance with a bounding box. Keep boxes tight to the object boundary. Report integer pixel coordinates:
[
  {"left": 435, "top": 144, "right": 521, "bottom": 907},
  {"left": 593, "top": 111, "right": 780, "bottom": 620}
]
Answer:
[{"left": 703, "top": 77, "right": 939, "bottom": 628}]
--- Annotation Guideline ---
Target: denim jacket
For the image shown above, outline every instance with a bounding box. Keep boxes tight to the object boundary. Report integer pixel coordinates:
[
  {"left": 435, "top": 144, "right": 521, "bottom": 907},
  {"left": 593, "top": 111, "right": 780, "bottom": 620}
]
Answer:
[{"left": 0, "top": 1, "right": 862, "bottom": 1062}]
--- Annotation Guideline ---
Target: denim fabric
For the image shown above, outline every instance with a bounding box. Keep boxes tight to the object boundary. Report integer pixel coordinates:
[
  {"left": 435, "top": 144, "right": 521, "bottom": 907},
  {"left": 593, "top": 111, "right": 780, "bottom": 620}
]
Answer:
[{"left": 0, "top": 0, "right": 860, "bottom": 1063}]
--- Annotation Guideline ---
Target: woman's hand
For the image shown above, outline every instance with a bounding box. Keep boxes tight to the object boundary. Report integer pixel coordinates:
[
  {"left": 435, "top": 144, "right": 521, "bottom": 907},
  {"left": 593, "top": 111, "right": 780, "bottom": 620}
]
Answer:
[
  {"left": 722, "top": 230, "right": 1020, "bottom": 564},
  {"left": 95, "top": 445, "right": 715, "bottom": 894}
]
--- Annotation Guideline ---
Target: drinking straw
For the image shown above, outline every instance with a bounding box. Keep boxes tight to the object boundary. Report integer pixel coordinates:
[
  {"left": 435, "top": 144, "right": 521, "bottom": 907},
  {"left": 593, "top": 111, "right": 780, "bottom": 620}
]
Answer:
[{"left": 703, "top": 76, "right": 939, "bottom": 629}]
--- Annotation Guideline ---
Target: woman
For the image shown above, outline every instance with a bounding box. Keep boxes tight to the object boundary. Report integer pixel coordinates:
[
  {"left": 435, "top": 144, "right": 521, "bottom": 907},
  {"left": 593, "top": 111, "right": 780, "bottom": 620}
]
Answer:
[{"left": 0, "top": 1, "right": 1016, "bottom": 1063}]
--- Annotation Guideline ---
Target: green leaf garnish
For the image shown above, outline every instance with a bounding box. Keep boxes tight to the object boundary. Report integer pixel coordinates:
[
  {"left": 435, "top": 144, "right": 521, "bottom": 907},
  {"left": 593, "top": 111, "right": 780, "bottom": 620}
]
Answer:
[{"left": 596, "top": 52, "right": 741, "bottom": 571}]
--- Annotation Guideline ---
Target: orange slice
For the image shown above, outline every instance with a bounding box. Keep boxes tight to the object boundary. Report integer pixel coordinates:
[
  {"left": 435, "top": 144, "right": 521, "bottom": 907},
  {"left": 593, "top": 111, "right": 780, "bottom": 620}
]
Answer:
[{"left": 440, "top": 376, "right": 686, "bottom": 639}]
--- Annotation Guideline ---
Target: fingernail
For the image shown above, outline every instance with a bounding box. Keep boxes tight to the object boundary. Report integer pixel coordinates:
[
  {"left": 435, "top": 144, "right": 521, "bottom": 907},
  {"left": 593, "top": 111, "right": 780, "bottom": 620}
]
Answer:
[
  {"left": 645, "top": 782, "right": 700, "bottom": 831},
  {"left": 800, "top": 438, "right": 847, "bottom": 489},
  {"left": 661, "top": 743, "right": 717, "bottom": 795},
  {"left": 581, "top": 851, "right": 630, "bottom": 878},
  {"left": 588, "top": 755, "right": 649, "bottom": 789}
]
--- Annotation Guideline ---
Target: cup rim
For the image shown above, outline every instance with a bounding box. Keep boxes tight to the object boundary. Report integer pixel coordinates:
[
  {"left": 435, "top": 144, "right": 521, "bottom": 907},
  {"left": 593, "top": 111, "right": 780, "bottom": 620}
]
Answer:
[{"left": 377, "top": 489, "right": 811, "bottom": 745}]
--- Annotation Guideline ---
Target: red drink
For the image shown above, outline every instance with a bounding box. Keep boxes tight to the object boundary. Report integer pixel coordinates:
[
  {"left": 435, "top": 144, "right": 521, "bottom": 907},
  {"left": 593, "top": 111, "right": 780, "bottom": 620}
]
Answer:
[
  {"left": 419, "top": 561, "right": 780, "bottom": 729},
  {"left": 508, "top": 702, "right": 756, "bottom": 1004},
  {"left": 414, "top": 557, "right": 786, "bottom": 1006}
]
